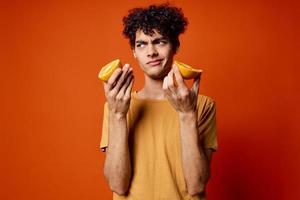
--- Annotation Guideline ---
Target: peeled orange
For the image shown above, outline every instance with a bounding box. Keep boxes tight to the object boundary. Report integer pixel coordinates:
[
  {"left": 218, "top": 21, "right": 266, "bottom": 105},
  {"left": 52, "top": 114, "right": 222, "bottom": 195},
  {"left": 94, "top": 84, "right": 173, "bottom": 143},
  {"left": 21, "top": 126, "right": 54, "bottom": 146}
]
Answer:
[
  {"left": 174, "top": 60, "right": 203, "bottom": 79},
  {"left": 98, "top": 59, "right": 122, "bottom": 81}
]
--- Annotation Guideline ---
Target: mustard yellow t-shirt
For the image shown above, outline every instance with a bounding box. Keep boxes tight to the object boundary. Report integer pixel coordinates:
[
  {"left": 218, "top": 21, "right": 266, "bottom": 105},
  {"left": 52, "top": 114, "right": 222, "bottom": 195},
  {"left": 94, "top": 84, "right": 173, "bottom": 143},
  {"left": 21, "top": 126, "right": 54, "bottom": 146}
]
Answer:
[{"left": 100, "top": 91, "right": 218, "bottom": 200}]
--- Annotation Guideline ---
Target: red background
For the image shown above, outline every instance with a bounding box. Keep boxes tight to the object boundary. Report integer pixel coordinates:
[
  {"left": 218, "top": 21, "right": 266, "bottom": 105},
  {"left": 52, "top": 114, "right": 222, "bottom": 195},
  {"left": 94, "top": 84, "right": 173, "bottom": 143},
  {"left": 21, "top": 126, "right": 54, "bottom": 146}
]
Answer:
[{"left": 1, "top": 0, "right": 299, "bottom": 199}]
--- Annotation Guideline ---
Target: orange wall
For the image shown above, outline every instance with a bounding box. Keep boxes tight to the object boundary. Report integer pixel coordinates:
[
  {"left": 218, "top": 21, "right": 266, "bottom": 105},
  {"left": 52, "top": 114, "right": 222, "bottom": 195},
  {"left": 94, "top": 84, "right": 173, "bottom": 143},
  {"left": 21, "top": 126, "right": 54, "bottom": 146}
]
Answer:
[{"left": 1, "top": 0, "right": 299, "bottom": 199}]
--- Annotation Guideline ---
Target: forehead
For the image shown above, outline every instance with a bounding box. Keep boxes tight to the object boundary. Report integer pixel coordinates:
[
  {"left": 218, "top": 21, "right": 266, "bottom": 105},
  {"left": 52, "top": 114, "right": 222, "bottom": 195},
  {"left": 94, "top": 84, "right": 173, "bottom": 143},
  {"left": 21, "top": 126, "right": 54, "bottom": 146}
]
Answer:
[{"left": 135, "top": 29, "right": 165, "bottom": 41}]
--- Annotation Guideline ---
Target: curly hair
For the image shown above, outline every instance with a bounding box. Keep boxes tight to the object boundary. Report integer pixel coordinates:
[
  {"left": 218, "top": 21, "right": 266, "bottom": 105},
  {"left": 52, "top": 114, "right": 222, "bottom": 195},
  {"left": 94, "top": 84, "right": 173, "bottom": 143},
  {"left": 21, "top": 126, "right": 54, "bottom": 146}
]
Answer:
[{"left": 122, "top": 3, "right": 188, "bottom": 53}]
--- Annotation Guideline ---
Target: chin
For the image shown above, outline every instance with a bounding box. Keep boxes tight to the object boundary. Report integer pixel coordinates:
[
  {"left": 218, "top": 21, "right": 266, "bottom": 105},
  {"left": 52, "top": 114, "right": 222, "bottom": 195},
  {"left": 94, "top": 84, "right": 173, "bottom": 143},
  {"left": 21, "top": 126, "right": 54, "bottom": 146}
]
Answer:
[
  {"left": 149, "top": 74, "right": 165, "bottom": 80},
  {"left": 148, "top": 69, "right": 169, "bottom": 80}
]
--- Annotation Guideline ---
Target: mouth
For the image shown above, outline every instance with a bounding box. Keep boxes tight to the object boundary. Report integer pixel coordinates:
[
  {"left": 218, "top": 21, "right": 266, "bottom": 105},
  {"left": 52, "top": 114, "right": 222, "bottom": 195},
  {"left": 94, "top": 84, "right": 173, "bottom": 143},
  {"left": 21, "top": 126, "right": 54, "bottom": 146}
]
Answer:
[{"left": 147, "top": 59, "right": 164, "bottom": 66}]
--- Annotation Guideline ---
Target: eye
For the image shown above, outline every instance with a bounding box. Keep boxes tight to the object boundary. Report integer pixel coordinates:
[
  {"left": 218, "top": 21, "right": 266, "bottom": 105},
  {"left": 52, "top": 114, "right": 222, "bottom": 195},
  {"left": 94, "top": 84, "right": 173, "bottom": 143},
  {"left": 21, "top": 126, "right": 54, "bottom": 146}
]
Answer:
[
  {"left": 136, "top": 43, "right": 145, "bottom": 48},
  {"left": 159, "top": 40, "right": 168, "bottom": 45}
]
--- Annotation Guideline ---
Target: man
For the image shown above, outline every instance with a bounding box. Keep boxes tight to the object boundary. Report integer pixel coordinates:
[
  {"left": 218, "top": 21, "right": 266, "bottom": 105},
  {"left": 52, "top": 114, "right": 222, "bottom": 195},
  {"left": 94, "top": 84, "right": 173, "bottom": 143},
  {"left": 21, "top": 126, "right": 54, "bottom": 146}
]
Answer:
[{"left": 100, "top": 3, "right": 218, "bottom": 200}]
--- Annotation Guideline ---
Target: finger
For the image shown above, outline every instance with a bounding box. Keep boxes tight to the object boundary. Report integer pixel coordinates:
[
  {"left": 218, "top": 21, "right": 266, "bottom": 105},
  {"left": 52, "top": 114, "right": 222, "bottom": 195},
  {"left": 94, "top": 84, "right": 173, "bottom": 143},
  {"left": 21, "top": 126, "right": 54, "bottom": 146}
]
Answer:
[
  {"left": 172, "top": 73, "right": 178, "bottom": 87},
  {"left": 118, "top": 73, "right": 133, "bottom": 96},
  {"left": 172, "top": 64, "right": 185, "bottom": 88},
  {"left": 124, "top": 75, "right": 134, "bottom": 99},
  {"left": 167, "top": 69, "right": 176, "bottom": 94},
  {"left": 163, "top": 74, "right": 169, "bottom": 90},
  {"left": 111, "top": 64, "right": 131, "bottom": 94},
  {"left": 163, "top": 75, "right": 171, "bottom": 98},
  {"left": 105, "top": 68, "right": 122, "bottom": 91},
  {"left": 192, "top": 75, "right": 201, "bottom": 96}
]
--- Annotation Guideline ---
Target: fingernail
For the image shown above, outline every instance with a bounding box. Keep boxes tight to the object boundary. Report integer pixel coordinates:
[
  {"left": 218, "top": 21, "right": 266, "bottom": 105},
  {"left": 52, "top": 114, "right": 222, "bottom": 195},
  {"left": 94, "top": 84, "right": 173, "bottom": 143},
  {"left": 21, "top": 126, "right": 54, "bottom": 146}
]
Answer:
[{"left": 123, "top": 64, "right": 129, "bottom": 69}]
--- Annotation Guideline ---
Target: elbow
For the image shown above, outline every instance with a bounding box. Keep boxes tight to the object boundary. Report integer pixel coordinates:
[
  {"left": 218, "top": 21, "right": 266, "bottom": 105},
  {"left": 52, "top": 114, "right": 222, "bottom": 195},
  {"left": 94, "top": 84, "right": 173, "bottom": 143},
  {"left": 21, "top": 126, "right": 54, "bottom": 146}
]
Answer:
[
  {"left": 188, "top": 184, "right": 205, "bottom": 196},
  {"left": 110, "top": 185, "right": 128, "bottom": 196},
  {"left": 107, "top": 176, "right": 130, "bottom": 196},
  {"left": 106, "top": 175, "right": 130, "bottom": 195},
  {"left": 103, "top": 168, "right": 129, "bottom": 196},
  {"left": 187, "top": 175, "right": 210, "bottom": 196}
]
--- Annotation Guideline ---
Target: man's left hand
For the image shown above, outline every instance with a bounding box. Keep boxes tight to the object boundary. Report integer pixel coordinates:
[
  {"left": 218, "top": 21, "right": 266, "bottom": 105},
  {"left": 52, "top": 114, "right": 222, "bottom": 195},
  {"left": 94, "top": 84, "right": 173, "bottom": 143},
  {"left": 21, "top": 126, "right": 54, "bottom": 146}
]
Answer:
[{"left": 163, "top": 64, "right": 200, "bottom": 114}]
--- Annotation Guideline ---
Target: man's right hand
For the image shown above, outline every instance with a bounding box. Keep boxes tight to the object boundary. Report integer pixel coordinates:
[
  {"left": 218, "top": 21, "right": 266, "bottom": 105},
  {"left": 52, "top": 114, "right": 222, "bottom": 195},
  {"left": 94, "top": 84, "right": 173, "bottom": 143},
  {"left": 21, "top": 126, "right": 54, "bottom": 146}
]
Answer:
[{"left": 103, "top": 64, "right": 134, "bottom": 117}]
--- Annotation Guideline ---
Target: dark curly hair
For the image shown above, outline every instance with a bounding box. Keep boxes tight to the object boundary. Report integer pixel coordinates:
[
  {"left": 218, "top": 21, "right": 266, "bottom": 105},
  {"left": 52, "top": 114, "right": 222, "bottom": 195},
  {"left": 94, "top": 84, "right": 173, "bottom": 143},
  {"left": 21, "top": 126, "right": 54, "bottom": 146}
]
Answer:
[{"left": 122, "top": 3, "right": 188, "bottom": 53}]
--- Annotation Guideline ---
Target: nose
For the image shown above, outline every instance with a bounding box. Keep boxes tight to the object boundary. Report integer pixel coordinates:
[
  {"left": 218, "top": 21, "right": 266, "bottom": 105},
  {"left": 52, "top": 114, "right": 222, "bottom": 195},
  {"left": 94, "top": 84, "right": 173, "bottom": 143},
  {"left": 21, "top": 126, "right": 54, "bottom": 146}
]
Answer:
[{"left": 147, "top": 44, "right": 158, "bottom": 58}]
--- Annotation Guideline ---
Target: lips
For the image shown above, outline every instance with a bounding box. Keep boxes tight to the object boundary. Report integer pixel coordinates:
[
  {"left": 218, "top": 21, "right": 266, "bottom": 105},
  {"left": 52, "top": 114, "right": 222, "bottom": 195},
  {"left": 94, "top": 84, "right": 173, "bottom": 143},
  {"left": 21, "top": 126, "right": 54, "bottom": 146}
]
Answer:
[{"left": 147, "top": 59, "right": 163, "bottom": 66}]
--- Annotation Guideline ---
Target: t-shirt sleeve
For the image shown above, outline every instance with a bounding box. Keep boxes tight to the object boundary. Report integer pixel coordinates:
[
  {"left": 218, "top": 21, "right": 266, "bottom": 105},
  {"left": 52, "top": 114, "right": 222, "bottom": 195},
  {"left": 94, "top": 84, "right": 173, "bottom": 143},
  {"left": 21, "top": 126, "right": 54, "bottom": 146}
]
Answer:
[
  {"left": 100, "top": 102, "right": 108, "bottom": 152},
  {"left": 198, "top": 99, "right": 218, "bottom": 151}
]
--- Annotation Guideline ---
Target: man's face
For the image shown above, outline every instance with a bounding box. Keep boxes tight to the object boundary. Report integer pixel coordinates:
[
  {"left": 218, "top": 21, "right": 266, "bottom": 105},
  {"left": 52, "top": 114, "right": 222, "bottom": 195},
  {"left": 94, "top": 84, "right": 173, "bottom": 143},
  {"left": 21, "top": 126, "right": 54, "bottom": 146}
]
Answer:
[{"left": 133, "top": 29, "right": 174, "bottom": 80}]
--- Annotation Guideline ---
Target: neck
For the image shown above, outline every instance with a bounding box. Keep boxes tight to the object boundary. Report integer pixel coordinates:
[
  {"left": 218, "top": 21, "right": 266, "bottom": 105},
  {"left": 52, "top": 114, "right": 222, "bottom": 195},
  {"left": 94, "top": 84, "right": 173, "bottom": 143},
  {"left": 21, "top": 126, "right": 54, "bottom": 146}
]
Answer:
[{"left": 138, "top": 75, "right": 165, "bottom": 100}]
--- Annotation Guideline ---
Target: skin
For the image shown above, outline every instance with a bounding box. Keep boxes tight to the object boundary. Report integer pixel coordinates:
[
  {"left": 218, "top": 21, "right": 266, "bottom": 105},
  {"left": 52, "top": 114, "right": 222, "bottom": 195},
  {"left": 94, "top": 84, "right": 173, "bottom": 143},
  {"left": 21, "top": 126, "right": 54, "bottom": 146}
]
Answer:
[
  {"left": 103, "top": 29, "right": 214, "bottom": 196},
  {"left": 103, "top": 64, "right": 134, "bottom": 195}
]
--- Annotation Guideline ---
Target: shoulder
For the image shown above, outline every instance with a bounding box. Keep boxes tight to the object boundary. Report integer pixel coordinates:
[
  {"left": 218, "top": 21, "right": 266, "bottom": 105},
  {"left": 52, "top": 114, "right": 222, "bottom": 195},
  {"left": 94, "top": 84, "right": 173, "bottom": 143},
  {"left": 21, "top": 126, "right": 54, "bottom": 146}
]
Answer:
[
  {"left": 198, "top": 94, "right": 214, "bottom": 102},
  {"left": 197, "top": 94, "right": 216, "bottom": 111},
  {"left": 196, "top": 94, "right": 216, "bottom": 123}
]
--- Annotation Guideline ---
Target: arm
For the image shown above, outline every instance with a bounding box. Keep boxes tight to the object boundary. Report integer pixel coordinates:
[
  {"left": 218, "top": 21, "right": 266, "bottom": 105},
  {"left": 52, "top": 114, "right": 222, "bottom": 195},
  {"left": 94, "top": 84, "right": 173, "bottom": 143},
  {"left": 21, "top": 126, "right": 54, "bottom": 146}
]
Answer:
[
  {"left": 102, "top": 64, "right": 134, "bottom": 195},
  {"left": 178, "top": 111, "right": 211, "bottom": 196},
  {"left": 104, "top": 113, "right": 131, "bottom": 195},
  {"left": 163, "top": 65, "right": 214, "bottom": 196}
]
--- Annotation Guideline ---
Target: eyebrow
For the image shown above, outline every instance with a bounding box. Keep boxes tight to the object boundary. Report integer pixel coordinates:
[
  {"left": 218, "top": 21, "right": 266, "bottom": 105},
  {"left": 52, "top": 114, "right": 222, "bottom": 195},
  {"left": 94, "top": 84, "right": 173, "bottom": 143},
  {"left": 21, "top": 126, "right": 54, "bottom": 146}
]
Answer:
[{"left": 135, "top": 37, "right": 168, "bottom": 44}]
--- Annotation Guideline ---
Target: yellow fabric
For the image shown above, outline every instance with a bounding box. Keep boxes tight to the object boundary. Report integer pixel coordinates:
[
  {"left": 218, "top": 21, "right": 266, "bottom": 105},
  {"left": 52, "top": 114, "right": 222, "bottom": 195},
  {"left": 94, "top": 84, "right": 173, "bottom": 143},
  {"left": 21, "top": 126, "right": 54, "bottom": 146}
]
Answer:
[{"left": 100, "top": 91, "right": 218, "bottom": 200}]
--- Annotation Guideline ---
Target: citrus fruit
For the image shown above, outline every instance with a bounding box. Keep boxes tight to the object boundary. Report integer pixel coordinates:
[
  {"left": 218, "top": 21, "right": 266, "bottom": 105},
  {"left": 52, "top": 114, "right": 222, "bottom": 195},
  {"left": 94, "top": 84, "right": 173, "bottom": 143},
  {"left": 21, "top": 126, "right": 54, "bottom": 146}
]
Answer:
[
  {"left": 98, "top": 59, "right": 122, "bottom": 81},
  {"left": 174, "top": 60, "right": 203, "bottom": 79}
]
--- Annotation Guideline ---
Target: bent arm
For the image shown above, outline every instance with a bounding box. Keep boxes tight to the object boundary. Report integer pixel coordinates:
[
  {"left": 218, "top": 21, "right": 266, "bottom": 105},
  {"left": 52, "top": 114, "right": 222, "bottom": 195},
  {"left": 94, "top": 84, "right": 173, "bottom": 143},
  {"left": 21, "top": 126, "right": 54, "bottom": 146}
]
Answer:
[
  {"left": 103, "top": 112, "right": 131, "bottom": 196},
  {"left": 179, "top": 111, "right": 211, "bottom": 196},
  {"left": 102, "top": 64, "right": 134, "bottom": 195}
]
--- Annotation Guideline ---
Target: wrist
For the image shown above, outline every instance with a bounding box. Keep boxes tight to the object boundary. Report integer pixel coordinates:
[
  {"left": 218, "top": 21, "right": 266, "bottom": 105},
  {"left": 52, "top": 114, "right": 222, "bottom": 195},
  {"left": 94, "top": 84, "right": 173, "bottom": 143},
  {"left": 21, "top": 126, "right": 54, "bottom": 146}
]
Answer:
[
  {"left": 109, "top": 111, "right": 127, "bottom": 120},
  {"left": 178, "top": 110, "right": 198, "bottom": 122}
]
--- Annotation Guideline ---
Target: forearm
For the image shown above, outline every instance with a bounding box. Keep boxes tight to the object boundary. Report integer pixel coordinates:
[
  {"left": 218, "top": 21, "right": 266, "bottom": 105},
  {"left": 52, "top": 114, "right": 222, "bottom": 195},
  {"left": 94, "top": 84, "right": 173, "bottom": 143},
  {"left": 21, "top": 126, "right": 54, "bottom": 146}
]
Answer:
[
  {"left": 178, "top": 111, "right": 210, "bottom": 196},
  {"left": 104, "top": 112, "right": 131, "bottom": 195}
]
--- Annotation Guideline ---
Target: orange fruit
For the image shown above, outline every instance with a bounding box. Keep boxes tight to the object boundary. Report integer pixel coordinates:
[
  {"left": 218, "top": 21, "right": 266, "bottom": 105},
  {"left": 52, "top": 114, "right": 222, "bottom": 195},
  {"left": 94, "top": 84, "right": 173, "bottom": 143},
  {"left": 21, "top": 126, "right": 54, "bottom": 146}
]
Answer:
[
  {"left": 98, "top": 59, "right": 122, "bottom": 81},
  {"left": 173, "top": 60, "right": 203, "bottom": 79}
]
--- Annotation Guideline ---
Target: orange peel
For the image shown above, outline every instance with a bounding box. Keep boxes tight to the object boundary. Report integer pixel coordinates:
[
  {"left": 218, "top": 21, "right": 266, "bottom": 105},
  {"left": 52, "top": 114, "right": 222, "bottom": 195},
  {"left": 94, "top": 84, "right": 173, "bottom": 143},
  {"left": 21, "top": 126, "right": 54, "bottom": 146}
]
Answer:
[
  {"left": 98, "top": 59, "right": 122, "bottom": 81},
  {"left": 173, "top": 60, "right": 203, "bottom": 79}
]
